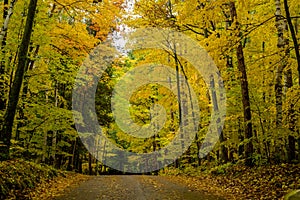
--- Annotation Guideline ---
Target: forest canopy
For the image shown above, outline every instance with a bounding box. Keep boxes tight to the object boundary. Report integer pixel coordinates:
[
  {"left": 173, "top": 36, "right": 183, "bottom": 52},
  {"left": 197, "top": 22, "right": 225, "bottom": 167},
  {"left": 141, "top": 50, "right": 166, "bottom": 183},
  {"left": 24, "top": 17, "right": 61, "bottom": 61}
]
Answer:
[{"left": 0, "top": 0, "right": 299, "bottom": 173}]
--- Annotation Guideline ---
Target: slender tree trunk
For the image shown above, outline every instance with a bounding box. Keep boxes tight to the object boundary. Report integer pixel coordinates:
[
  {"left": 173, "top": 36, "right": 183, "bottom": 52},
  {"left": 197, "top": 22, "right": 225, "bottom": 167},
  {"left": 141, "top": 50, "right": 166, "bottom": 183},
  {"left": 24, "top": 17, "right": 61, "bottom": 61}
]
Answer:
[
  {"left": 78, "top": 156, "right": 83, "bottom": 173},
  {"left": 0, "top": 0, "right": 38, "bottom": 161},
  {"left": 180, "top": 73, "right": 189, "bottom": 164},
  {"left": 42, "top": 92, "right": 49, "bottom": 163},
  {"left": 0, "top": 0, "right": 17, "bottom": 112},
  {"left": 283, "top": 0, "right": 300, "bottom": 85},
  {"left": 275, "top": 66, "right": 284, "bottom": 127},
  {"left": 102, "top": 140, "right": 107, "bottom": 173},
  {"left": 52, "top": 85, "right": 58, "bottom": 166},
  {"left": 230, "top": 2, "right": 254, "bottom": 166},
  {"left": 71, "top": 137, "right": 77, "bottom": 170},
  {"left": 15, "top": 45, "right": 39, "bottom": 141},
  {"left": 88, "top": 153, "right": 93, "bottom": 175},
  {"left": 172, "top": 44, "right": 183, "bottom": 168},
  {"left": 284, "top": 68, "right": 295, "bottom": 162},
  {"left": 288, "top": 134, "right": 296, "bottom": 162},
  {"left": 181, "top": 63, "right": 201, "bottom": 166},
  {"left": 286, "top": 83, "right": 297, "bottom": 162},
  {"left": 0, "top": 0, "right": 17, "bottom": 44},
  {"left": 274, "top": 0, "right": 291, "bottom": 162},
  {"left": 42, "top": 131, "right": 48, "bottom": 163},
  {"left": 282, "top": 0, "right": 298, "bottom": 162},
  {"left": 195, "top": 132, "right": 201, "bottom": 166},
  {"left": 275, "top": 0, "right": 289, "bottom": 126},
  {"left": 210, "top": 74, "right": 228, "bottom": 163}
]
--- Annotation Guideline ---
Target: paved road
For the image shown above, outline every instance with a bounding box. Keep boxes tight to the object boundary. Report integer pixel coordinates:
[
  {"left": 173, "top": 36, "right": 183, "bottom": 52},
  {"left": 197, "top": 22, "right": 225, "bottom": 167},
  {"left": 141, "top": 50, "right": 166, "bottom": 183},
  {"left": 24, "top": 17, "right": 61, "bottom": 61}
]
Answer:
[{"left": 53, "top": 175, "right": 225, "bottom": 200}]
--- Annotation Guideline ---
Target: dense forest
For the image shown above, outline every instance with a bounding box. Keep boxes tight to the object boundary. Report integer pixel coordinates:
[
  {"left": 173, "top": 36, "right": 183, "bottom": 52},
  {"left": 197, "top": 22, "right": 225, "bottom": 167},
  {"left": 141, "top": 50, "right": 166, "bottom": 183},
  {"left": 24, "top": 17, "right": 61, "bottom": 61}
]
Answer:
[{"left": 0, "top": 0, "right": 299, "bottom": 199}]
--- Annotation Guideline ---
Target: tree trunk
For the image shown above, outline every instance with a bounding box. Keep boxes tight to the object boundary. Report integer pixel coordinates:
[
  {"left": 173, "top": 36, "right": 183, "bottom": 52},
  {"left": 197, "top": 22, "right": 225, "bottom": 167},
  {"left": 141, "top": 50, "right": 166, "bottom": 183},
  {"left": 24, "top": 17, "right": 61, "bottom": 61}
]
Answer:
[
  {"left": 70, "top": 137, "right": 77, "bottom": 170},
  {"left": 284, "top": 69, "right": 296, "bottom": 162},
  {"left": 0, "top": 0, "right": 38, "bottom": 161},
  {"left": 288, "top": 135, "right": 296, "bottom": 162},
  {"left": 210, "top": 74, "right": 228, "bottom": 163},
  {"left": 282, "top": 0, "right": 298, "bottom": 163},
  {"left": 172, "top": 44, "right": 183, "bottom": 168},
  {"left": 275, "top": 66, "right": 284, "bottom": 127},
  {"left": 275, "top": 0, "right": 289, "bottom": 127},
  {"left": 230, "top": 2, "right": 254, "bottom": 166},
  {"left": 0, "top": 0, "right": 17, "bottom": 112},
  {"left": 283, "top": 0, "right": 300, "bottom": 86},
  {"left": 42, "top": 92, "right": 49, "bottom": 163},
  {"left": 0, "top": 0, "right": 17, "bottom": 44},
  {"left": 16, "top": 45, "right": 39, "bottom": 142},
  {"left": 274, "top": 0, "right": 291, "bottom": 162},
  {"left": 52, "top": 85, "right": 58, "bottom": 166},
  {"left": 88, "top": 153, "right": 93, "bottom": 175}
]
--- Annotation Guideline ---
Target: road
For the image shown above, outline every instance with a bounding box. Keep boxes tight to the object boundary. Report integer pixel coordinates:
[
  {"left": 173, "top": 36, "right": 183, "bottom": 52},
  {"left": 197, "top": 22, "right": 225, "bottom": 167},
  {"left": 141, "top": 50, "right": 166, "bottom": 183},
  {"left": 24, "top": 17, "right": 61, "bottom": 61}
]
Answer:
[{"left": 53, "top": 175, "right": 225, "bottom": 200}]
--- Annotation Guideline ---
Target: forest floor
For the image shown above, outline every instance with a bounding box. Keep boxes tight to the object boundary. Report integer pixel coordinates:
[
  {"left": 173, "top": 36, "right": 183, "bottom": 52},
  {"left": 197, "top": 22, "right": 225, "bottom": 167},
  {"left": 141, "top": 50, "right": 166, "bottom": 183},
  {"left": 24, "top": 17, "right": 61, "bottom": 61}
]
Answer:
[
  {"left": 162, "top": 163, "right": 300, "bottom": 199},
  {"left": 30, "top": 173, "right": 89, "bottom": 200},
  {"left": 0, "top": 159, "right": 89, "bottom": 200}
]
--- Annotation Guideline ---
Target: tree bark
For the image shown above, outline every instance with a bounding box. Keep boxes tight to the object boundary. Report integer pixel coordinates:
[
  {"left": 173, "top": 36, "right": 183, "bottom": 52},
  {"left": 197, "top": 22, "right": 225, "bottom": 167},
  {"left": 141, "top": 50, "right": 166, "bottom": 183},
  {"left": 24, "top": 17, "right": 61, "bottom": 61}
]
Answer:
[
  {"left": 210, "top": 74, "right": 228, "bottom": 163},
  {"left": 88, "top": 153, "right": 93, "bottom": 175},
  {"left": 0, "top": 0, "right": 17, "bottom": 44},
  {"left": 283, "top": 0, "right": 300, "bottom": 86},
  {"left": 70, "top": 137, "right": 77, "bottom": 170},
  {"left": 283, "top": 0, "right": 298, "bottom": 162},
  {"left": 230, "top": 2, "right": 254, "bottom": 166},
  {"left": 52, "top": 85, "right": 58, "bottom": 166},
  {"left": 275, "top": 0, "right": 289, "bottom": 127},
  {"left": 284, "top": 69, "right": 295, "bottom": 162},
  {"left": 0, "top": 0, "right": 18, "bottom": 112},
  {"left": 274, "top": 0, "right": 291, "bottom": 162},
  {"left": 0, "top": 0, "right": 38, "bottom": 161}
]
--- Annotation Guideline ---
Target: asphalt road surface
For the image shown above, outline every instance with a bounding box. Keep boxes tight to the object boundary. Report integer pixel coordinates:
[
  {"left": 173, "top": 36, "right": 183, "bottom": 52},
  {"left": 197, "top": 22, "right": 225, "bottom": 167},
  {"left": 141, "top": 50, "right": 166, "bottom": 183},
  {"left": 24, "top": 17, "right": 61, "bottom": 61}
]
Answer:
[{"left": 53, "top": 175, "right": 225, "bottom": 200}]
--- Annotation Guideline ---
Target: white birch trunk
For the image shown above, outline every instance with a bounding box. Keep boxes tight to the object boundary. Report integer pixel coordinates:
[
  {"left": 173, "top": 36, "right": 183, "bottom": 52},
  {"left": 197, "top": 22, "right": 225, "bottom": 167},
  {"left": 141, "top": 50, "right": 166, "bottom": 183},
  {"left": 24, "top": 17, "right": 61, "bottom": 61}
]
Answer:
[
  {"left": 274, "top": 0, "right": 288, "bottom": 127},
  {"left": 0, "top": 0, "right": 17, "bottom": 44}
]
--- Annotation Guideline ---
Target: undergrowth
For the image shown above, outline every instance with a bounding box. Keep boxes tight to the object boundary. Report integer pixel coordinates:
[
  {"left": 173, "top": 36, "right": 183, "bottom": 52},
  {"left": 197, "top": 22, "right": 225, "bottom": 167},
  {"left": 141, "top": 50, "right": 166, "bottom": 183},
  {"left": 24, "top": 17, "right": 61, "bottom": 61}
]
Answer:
[
  {"left": 0, "top": 159, "right": 63, "bottom": 199},
  {"left": 160, "top": 163, "right": 300, "bottom": 199}
]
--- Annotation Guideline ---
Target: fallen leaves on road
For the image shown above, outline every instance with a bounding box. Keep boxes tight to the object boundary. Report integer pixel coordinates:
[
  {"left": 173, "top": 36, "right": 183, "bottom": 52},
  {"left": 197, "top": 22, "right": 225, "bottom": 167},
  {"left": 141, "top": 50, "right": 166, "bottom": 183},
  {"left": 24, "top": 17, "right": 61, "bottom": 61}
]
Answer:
[{"left": 31, "top": 173, "right": 90, "bottom": 200}]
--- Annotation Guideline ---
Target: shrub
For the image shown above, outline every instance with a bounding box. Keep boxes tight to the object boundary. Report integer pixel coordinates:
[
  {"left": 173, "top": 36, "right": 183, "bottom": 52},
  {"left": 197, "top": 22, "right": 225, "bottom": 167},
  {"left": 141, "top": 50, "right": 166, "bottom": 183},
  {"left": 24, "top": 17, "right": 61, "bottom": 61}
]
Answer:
[{"left": 0, "top": 159, "right": 61, "bottom": 199}]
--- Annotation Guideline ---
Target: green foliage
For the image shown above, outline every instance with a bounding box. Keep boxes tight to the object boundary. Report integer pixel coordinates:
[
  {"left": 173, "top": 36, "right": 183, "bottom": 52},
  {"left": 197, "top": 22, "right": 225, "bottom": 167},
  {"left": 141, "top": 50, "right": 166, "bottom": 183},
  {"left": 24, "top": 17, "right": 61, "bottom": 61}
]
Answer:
[
  {"left": 159, "top": 166, "right": 183, "bottom": 176},
  {"left": 285, "top": 190, "right": 300, "bottom": 200},
  {"left": 209, "top": 163, "right": 234, "bottom": 175},
  {"left": 251, "top": 153, "right": 269, "bottom": 166}
]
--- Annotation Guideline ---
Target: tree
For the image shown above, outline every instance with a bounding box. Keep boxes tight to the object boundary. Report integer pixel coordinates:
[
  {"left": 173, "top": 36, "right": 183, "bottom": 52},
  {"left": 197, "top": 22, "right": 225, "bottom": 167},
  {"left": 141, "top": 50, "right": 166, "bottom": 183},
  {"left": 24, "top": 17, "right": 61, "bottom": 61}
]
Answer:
[
  {"left": 0, "top": 0, "right": 38, "bottom": 161},
  {"left": 283, "top": 0, "right": 300, "bottom": 86},
  {"left": 229, "top": 1, "right": 254, "bottom": 166},
  {"left": 0, "top": 0, "right": 18, "bottom": 112}
]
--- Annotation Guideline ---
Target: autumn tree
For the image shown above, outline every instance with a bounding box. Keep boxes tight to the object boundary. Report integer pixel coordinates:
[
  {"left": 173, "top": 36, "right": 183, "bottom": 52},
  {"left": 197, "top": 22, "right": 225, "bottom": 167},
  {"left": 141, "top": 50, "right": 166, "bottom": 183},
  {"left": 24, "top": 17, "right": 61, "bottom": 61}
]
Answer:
[{"left": 0, "top": 0, "right": 38, "bottom": 161}]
